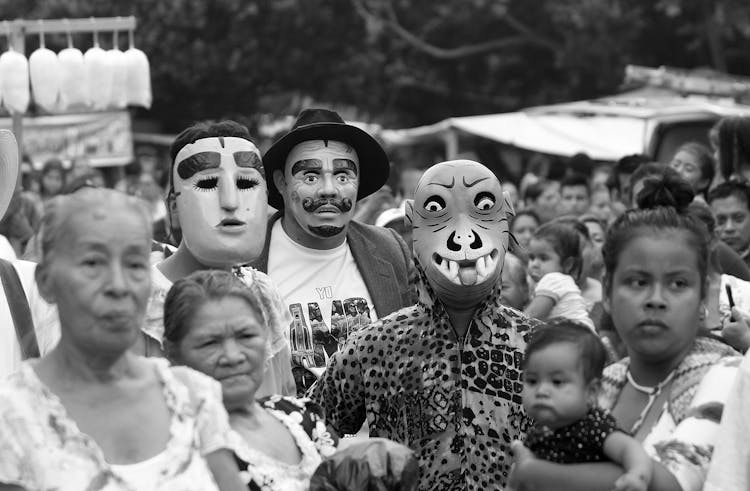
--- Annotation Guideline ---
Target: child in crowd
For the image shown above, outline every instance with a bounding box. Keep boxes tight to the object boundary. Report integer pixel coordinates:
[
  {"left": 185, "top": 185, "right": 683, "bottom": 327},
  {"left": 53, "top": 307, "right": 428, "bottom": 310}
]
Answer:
[
  {"left": 521, "top": 320, "right": 652, "bottom": 491},
  {"left": 500, "top": 253, "right": 530, "bottom": 310},
  {"left": 524, "top": 222, "right": 594, "bottom": 329}
]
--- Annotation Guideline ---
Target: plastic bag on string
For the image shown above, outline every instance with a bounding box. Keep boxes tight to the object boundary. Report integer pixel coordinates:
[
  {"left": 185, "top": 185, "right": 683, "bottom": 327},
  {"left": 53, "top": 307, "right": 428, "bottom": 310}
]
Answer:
[
  {"left": 308, "top": 438, "right": 420, "bottom": 491},
  {"left": 58, "top": 46, "right": 88, "bottom": 110},
  {"left": 0, "top": 48, "right": 29, "bottom": 114},
  {"left": 29, "top": 45, "right": 61, "bottom": 112},
  {"left": 123, "top": 30, "right": 151, "bottom": 109}
]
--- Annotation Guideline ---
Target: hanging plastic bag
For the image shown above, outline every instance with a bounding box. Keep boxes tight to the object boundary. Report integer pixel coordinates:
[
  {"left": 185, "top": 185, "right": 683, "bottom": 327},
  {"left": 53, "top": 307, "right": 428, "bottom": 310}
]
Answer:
[
  {"left": 84, "top": 30, "right": 113, "bottom": 110},
  {"left": 0, "top": 48, "right": 29, "bottom": 114},
  {"left": 308, "top": 438, "right": 420, "bottom": 491},
  {"left": 108, "top": 32, "right": 128, "bottom": 109},
  {"left": 29, "top": 30, "right": 61, "bottom": 112},
  {"left": 123, "top": 29, "right": 151, "bottom": 108},
  {"left": 58, "top": 29, "right": 88, "bottom": 111}
]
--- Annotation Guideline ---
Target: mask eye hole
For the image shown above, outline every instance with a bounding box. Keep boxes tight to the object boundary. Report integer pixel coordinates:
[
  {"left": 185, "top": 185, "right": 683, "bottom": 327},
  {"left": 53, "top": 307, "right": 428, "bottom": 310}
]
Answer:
[
  {"left": 424, "top": 195, "right": 446, "bottom": 212},
  {"left": 474, "top": 192, "right": 495, "bottom": 210}
]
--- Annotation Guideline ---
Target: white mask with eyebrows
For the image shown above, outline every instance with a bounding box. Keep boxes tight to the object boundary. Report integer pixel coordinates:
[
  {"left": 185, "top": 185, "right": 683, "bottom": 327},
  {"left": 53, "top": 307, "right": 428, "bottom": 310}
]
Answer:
[{"left": 172, "top": 137, "right": 268, "bottom": 268}]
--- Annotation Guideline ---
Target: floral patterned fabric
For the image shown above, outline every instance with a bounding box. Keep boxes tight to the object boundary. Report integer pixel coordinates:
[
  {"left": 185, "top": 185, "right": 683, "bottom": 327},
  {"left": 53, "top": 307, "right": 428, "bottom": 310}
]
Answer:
[
  {"left": 599, "top": 337, "right": 741, "bottom": 491},
  {"left": 0, "top": 358, "right": 232, "bottom": 491},
  {"left": 312, "top": 266, "right": 540, "bottom": 490},
  {"left": 145, "top": 262, "right": 296, "bottom": 398},
  {"left": 231, "top": 396, "right": 338, "bottom": 491}
]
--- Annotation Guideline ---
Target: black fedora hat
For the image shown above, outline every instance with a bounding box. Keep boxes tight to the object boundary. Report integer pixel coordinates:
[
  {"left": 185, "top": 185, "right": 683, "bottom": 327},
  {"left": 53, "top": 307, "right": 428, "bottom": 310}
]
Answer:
[{"left": 263, "top": 108, "right": 390, "bottom": 209}]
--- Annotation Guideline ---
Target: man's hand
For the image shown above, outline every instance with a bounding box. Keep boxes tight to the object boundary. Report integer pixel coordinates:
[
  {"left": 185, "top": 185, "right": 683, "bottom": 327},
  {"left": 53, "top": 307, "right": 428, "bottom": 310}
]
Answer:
[{"left": 721, "top": 307, "right": 750, "bottom": 353}]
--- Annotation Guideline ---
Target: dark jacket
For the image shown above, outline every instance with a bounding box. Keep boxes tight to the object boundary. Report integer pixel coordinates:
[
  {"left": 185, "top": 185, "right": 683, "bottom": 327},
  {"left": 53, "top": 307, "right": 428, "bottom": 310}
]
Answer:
[{"left": 250, "top": 212, "right": 416, "bottom": 317}]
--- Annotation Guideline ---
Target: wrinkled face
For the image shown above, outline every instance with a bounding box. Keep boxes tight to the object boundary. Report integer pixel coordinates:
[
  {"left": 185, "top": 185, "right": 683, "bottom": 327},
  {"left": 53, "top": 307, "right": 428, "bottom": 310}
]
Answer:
[
  {"left": 275, "top": 140, "right": 359, "bottom": 242},
  {"left": 522, "top": 343, "right": 594, "bottom": 429},
  {"left": 172, "top": 137, "right": 267, "bottom": 268},
  {"left": 408, "top": 160, "right": 511, "bottom": 307},
  {"left": 711, "top": 195, "right": 750, "bottom": 253},
  {"left": 604, "top": 232, "right": 703, "bottom": 365},
  {"left": 175, "top": 296, "right": 267, "bottom": 411},
  {"left": 38, "top": 207, "right": 152, "bottom": 354}
]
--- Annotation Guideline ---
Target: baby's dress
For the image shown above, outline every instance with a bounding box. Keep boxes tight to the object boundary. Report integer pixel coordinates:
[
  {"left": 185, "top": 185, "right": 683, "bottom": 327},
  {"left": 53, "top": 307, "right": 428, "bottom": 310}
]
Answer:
[
  {"left": 524, "top": 407, "right": 622, "bottom": 463},
  {"left": 533, "top": 272, "right": 594, "bottom": 329}
]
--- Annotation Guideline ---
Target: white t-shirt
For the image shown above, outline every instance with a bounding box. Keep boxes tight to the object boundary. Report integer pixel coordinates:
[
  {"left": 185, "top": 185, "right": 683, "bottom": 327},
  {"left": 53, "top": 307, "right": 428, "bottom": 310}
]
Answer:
[
  {"left": 267, "top": 220, "right": 377, "bottom": 372},
  {"left": 534, "top": 272, "right": 594, "bottom": 329},
  {"left": 0, "top": 260, "right": 60, "bottom": 378}
]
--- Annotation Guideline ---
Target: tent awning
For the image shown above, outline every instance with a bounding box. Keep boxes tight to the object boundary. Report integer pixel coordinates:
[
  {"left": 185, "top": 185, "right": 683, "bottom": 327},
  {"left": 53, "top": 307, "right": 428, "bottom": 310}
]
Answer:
[{"left": 380, "top": 91, "right": 750, "bottom": 161}]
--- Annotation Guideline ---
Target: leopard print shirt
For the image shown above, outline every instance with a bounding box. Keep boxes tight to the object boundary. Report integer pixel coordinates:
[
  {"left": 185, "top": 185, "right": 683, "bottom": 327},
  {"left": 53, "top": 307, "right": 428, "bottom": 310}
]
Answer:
[{"left": 312, "top": 269, "right": 539, "bottom": 490}]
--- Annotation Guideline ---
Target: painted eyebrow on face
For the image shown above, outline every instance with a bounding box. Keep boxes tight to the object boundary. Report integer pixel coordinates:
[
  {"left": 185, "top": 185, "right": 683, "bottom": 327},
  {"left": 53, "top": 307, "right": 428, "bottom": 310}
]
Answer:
[
  {"left": 427, "top": 176, "right": 455, "bottom": 188},
  {"left": 463, "top": 176, "right": 490, "bottom": 187},
  {"left": 291, "top": 159, "right": 358, "bottom": 175},
  {"left": 176, "top": 151, "right": 263, "bottom": 180}
]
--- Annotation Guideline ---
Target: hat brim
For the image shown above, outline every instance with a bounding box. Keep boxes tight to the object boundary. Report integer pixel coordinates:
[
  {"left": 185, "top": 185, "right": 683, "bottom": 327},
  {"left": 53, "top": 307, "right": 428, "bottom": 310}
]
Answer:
[
  {"left": 263, "top": 123, "right": 389, "bottom": 210},
  {"left": 0, "top": 130, "right": 18, "bottom": 220}
]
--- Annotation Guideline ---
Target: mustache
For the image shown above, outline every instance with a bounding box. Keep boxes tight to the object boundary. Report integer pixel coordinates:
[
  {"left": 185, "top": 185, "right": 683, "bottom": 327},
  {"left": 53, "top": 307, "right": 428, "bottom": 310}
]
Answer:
[{"left": 302, "top": 197, "right": 353, "bottom": 212}]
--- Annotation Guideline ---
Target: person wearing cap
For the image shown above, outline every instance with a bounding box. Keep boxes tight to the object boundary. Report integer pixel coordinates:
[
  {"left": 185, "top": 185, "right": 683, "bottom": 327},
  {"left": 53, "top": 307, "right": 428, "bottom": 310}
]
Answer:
[
  {"left": 0, "top": 130, "right": 60, "bottom": 378},
  {"left": 251, "top": 108, "right": 415, "bottom": 394},
  {"left": 144, "top": 120, "right": 296, "bottom": 398}
]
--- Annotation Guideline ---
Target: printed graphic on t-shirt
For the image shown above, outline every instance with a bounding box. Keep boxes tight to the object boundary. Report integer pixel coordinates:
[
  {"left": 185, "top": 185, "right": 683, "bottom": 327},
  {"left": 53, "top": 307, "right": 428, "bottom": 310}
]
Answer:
[{"left": 288, "top": 296, "right": 373, "bottom": 369}]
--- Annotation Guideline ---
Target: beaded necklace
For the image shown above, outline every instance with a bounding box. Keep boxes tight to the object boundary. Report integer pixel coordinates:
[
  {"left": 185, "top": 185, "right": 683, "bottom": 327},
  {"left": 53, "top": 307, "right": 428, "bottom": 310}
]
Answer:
[{"left": 625, "top": 369, "right": 676, "bottom": 434}]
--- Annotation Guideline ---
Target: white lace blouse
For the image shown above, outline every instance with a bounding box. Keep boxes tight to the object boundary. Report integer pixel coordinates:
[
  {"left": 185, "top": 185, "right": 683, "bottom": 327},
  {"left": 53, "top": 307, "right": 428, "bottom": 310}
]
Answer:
[{"left": 0, "top": 358, "right": 232, "bottom": 491}]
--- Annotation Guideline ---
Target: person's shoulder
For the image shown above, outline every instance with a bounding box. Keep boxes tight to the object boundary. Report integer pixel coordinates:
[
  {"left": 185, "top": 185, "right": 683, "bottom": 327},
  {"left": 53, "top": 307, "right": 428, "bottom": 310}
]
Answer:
[
  {"left": 158, "top": 359, "right": 222, "bottom": 400},
  {"left": 0, "top": 364, "right": 44, "bottom": 415},
  {"left": 349, "top": 220, "right": 401, "bottom": 243}
]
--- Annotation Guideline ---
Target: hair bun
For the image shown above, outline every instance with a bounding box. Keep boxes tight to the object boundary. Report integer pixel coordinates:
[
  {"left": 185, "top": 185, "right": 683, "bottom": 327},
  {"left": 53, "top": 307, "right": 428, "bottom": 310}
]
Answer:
[{"left": 636, "top": 170, "right": 695, "bottom": 212}]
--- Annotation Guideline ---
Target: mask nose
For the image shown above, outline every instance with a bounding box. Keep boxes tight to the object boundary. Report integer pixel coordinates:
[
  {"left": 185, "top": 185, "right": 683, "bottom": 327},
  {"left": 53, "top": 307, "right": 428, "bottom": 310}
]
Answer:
[{"left": 447, "top": 217, "right": 483, "bottom": 252}]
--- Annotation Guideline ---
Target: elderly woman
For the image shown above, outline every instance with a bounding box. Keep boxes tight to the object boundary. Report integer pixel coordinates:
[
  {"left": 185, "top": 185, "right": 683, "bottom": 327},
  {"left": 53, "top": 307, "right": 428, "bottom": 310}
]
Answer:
[
  {"left": 0, "top": 189, "right": 244, "bottom": 491},
  {"left": 163, "top": 270, "right": 338, "bottom": 491}
]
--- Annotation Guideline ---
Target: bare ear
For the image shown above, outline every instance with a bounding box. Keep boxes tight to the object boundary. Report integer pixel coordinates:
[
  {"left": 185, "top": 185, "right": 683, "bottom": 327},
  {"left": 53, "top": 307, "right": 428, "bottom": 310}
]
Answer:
[
  {"left": 34, "top": 262, "right": 56, "bottom": 305},
  {"left": 404, "top": 199, "right": 414, "bottom": 226},
  {"left": 273, "top": 170, "right": 286, "bottom": 196}
]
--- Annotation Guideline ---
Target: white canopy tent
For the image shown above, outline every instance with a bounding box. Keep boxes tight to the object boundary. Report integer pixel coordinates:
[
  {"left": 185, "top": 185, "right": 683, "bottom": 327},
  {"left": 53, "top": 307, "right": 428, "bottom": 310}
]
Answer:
[{"left": 380, "top": 89, "right": 750, "bottom": 161}]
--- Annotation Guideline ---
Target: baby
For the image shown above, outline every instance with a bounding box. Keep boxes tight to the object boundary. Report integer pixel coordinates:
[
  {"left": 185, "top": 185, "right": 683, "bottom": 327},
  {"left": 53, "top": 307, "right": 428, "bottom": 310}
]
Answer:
[{"left": 521, "top": 319, "right": 652, "bottom": 491}]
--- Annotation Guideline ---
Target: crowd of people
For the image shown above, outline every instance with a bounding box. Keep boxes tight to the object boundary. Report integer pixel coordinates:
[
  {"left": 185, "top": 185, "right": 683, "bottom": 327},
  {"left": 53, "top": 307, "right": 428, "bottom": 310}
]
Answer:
[{"left": 0, "top": 110, "right": 749, "bottom": 490}]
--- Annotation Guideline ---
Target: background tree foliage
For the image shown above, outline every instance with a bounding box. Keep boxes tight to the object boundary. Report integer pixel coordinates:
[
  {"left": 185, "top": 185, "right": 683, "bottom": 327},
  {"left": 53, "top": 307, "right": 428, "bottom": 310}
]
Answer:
[{"left": 1, "top": 0, "right": 749, "bottom": 132}]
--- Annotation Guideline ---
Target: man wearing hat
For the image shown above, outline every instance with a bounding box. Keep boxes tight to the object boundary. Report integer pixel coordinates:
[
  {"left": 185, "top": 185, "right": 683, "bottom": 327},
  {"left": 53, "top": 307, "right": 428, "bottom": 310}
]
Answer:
[
  {"left": 252, "top": 108, "right": 415, "bottom": 393},
  {"left": 0, "top": 130, "right": 59, "bottom": 378}
]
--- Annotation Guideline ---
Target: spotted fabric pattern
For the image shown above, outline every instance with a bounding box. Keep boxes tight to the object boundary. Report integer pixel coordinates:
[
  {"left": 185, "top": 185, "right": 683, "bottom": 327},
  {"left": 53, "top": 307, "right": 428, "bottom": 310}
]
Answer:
[
  {"left": 312, "top": 266, "right": 540, "bottom": 490},
  {"left": 525, "top": 407, "right": 621, "bottom": 463}
]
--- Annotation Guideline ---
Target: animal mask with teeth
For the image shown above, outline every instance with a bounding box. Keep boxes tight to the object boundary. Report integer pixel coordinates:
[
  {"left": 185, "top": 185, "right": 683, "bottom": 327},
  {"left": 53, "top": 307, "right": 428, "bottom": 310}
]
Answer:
[{"left": 406, "top": 160, "right": 514, "bottom": 309}]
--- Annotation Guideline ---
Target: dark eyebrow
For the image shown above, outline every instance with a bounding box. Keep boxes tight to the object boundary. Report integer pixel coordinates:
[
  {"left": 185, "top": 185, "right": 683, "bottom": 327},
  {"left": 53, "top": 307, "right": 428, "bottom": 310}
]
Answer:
[
  {"left": 233, "top": 151, "right": 265, "bottom": 177},
  {"left": 333, "top": 159, "right": 358, "bottom": 174},
  {"left": 428, "top": 177, "right": 455, "bottom": 189},
  {"left": 176, "top": 152, "right": 220, "bottom": 179},
  {"left": 463, "top": 176, "right": 489, "bottom": 187},
  {"left": 291, "top": 159, "right": 323, "bottom": 175}
]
